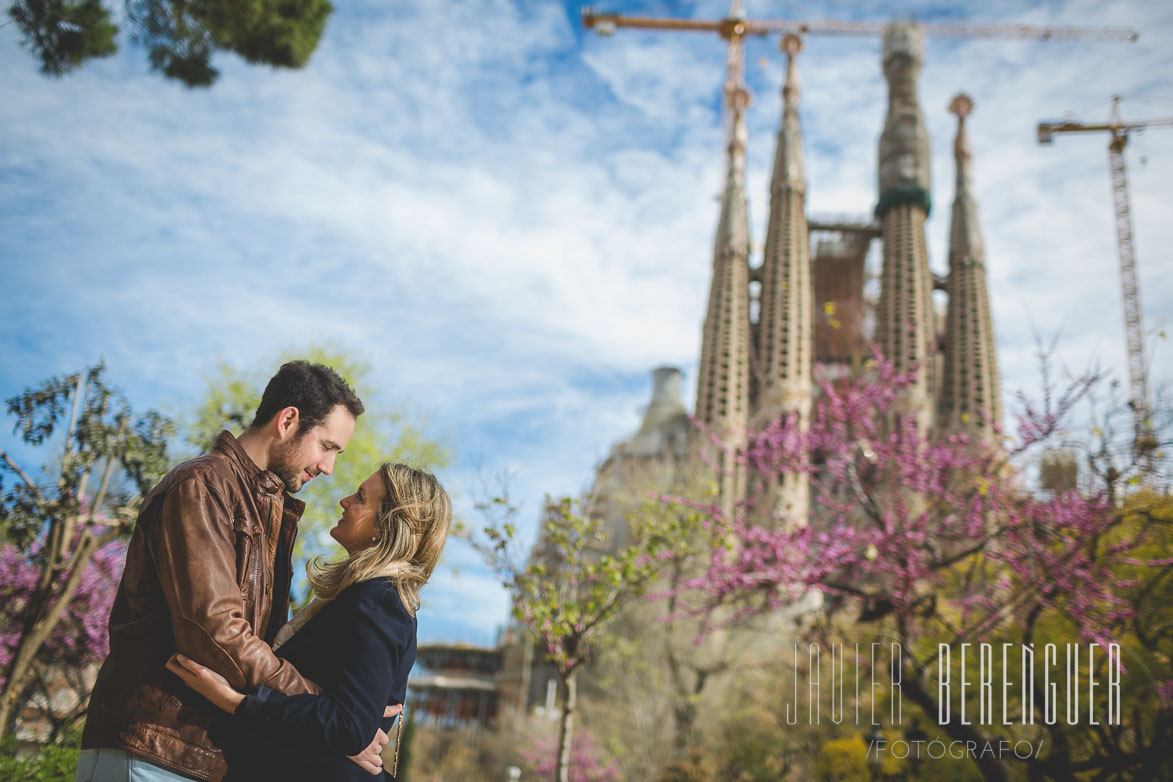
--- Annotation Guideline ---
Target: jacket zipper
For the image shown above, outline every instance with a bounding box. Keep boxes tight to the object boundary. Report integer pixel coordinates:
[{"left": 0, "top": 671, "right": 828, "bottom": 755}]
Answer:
[{"left": 248, "top": 529, "right": 260, "bottom": 605}]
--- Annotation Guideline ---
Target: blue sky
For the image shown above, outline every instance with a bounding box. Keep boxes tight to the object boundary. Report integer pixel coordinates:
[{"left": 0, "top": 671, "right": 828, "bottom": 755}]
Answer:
[{"left": 2, "top": 0, "right": 1171, "bottom": 645}]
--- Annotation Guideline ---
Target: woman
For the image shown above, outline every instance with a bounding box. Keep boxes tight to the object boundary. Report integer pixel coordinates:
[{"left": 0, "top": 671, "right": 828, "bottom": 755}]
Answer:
[{"left": 167, "top": 462, "right": 451, "bottom": 781}]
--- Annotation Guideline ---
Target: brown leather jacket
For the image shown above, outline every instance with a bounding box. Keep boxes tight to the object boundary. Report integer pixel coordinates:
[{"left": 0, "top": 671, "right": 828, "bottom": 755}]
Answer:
[{"left": 82, "top": 431, "right": 321, "bottom": 781}]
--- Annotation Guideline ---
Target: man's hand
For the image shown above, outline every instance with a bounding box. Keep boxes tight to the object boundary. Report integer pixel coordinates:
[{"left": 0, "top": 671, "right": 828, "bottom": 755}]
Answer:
[
  {"left": 166, "top": 653, "right": 245, "bottom": 714},
  {"left": 346, "top": 728, "right": 388, "bottom": 774}
]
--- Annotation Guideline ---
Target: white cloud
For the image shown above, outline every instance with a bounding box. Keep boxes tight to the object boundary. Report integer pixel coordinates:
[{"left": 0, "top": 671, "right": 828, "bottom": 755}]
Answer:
[{"left": 1, "top": 0, "right": 1171, "bottom": 642}]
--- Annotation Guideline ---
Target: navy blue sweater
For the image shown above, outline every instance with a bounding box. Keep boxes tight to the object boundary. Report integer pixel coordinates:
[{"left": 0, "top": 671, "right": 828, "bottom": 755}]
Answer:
[{"left": 226, "top": 577, "right": 416, "bottom": 781}]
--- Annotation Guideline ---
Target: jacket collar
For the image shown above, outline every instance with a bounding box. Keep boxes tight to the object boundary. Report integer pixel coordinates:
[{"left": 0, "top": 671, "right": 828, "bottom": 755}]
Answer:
[{"left": 212, "top": 431, "right": 306, "bottom": 519}]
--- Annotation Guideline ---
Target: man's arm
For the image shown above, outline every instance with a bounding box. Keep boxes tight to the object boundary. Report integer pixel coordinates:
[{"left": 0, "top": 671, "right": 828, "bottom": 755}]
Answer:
[{"left": 147, "top": 476, "right": 320, "bottom": 695}]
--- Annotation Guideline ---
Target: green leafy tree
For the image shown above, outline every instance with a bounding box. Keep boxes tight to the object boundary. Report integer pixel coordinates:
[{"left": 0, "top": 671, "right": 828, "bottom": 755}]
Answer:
[
  {"left": 7, "top": 0, "right": 117, "bottom": 76},
  {"left": 0, "top": 363, "right": 171, "bottom": 740},
  {"left": 184, "top": 347, "right": 449, "bottom": 604},
  {"left": 9, "top": 0, "right": 333, "bottom": 87},
  {"left": 815, "top": 734, "right": 869, "bottom": 782},
  {"left": 581, "top": 465, "right": 751, "bottom": 776},
  {"left": 471, "top": 493, "right": 704, "bottom": 782}
]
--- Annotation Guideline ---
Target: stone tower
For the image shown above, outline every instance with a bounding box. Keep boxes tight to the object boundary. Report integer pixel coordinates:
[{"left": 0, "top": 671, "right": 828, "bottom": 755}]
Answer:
[
  {"left": 874, "top": 22, "right": 937, "bottom": 434},
  {"left": 753, "top": 34, "right": 812, "bottom": 528},
  {"left": 937, "top": 94, "right": 1001, "bottom": 441},
  {"left": 632, "top": 367, "right": 692, "bottom": 458},
  {"left": 695, "top": 84, "right": 752, "bottom": 510}
]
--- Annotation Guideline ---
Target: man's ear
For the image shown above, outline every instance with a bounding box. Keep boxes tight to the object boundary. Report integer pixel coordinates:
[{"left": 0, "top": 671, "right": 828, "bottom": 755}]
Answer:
[{"left": 275, "top": 406, "right": 301, "bottom": 441}]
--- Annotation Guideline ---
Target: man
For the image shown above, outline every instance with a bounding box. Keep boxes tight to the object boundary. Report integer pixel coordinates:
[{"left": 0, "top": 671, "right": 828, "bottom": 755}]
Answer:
[{"left": 79, "top": 361, "right": 391, "bottom": 781}]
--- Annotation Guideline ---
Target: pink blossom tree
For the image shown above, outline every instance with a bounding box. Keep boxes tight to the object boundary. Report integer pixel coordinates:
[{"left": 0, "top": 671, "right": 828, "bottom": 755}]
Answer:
[
  {"left": 669, "top": 347, "right": 1172, "bottom": 782},
  {"left": 0, "top": 538, "right": 126, "bottom": 739},
  {"left": 0, "top": 363, "right": 171, "bottom": 739},
  {"left": 521, "top": 727, "right": 621, "bottom": 782}
]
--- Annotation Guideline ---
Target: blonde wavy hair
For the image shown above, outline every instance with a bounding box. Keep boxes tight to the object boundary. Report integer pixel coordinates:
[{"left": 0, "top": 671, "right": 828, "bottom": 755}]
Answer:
[{"left": 307, "top": 463, "right": 451, "bottom": 615}]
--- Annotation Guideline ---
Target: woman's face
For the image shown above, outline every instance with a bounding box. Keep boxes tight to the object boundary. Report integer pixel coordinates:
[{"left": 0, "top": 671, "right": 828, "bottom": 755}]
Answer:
[{"left": 331, "top": 470, "right": 386, "bottom": 554}]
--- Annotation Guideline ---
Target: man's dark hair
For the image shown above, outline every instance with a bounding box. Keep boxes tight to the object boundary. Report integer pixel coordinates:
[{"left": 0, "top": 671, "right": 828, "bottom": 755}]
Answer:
[{"left": 250, "top": 361, "right": 364, "bottom": 434}]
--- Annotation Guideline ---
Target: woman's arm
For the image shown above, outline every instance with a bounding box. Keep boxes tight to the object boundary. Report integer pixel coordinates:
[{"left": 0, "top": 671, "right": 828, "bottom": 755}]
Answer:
[
  {"left": 166, "top": 653, "right": 397, "bottom": 775},
  {"left": 166, "top": 653, "right": 243, "bottom": 712},
  {"left": 166, "top": 583, "right": 412, "bottom": 757}
]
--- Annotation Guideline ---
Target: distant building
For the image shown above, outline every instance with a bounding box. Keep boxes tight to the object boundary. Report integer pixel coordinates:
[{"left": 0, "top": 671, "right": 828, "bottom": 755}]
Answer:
[{"left": 409, "top": 643, "right": 502, "bottom": 729}]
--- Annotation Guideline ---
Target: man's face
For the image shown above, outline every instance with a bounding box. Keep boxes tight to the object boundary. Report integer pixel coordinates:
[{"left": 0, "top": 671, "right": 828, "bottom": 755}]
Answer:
[{"left": 269, "top": 404, "right": 356, "bottom": 493}]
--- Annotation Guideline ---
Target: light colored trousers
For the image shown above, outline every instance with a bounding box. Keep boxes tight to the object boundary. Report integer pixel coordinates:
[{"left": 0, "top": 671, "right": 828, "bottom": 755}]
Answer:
[{"left": 75, "top": 748, "right": 197, "bottom": 782}]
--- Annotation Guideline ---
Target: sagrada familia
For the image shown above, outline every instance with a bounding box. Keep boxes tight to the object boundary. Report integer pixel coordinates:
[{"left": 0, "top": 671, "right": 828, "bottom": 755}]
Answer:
[
  {"left": 602, "top": 22, "right": 1003, "bottom": 530},
  {"left": 411, "top": 22, "right": 1009, "bottom": 724}
]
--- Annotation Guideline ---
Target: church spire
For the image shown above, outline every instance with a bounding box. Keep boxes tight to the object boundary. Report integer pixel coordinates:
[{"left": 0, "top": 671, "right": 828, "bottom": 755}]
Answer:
[
  {"left": 695, "top": 35, "right": 752, "bottom": 510},
  {"left": 874, "top": 22, "right": 937, "bottom": 433},
  {"left": 773, "top": 33, "right": 806, "bottom": 194},
  {"left": 753, "top": 33, "right": 812, "bottom": 528},
  {"left": 938, "top": 94, "right": 1001, "bottom": 441}
]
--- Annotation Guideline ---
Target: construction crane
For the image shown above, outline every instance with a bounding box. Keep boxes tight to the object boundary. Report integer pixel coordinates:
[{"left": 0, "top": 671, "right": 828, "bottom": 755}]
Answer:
[
  {"left": 583, "top": 4, "right": 1140, "bottom": 330},
  {"left": 582, "top": 8, "right": 1139, "bottom": 44},
  {"left": 581, "top": 4, "right": 1138, "bottom": 132},
  {"left": 581, "top": 5, "right": 1138, "bottom": 186},
  {"left": 1038, "top": 98, "right": 1173, "bottom": 466}
]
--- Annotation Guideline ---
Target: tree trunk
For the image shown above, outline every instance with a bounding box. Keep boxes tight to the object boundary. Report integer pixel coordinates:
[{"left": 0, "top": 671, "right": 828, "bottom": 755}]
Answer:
[
  {"left": 672, "top": 700, "right": 695, "bottom": 758},
  {"left": 555, "top": 669, "right": 578, "bottom": 782},
  {"left": 901, "top": 658, "right": 1013, "bottom": 782},
  {"left": 672, "top": 669, "right": 707, "bottom": 757},
  {"left": 665, "top": 640, "right": 688, "bottom": 758}
]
